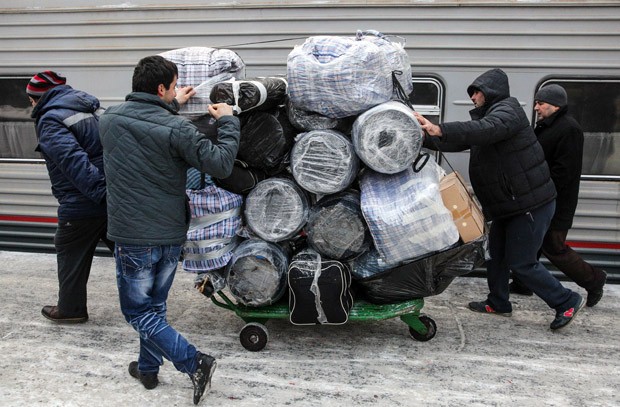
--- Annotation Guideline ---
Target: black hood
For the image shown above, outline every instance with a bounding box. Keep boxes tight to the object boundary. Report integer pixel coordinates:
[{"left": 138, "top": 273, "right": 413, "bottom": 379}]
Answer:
[{"left": 466, "top": 68, "right": 510, "bottom": 106}]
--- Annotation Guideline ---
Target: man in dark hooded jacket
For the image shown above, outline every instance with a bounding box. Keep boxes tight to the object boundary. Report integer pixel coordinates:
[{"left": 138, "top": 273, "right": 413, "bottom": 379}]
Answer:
[
  {"left": 27, "top": 71, "right": 113, "bottom": 323},
  {"left": 414, "top": 68, "right": 584, "bottom": 330},
  {"left": 510, "top": 84, "right": 607, "bottom": 306}
]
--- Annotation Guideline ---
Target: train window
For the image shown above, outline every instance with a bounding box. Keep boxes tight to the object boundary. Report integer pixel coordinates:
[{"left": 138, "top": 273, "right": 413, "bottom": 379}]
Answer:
[
  {"left": 0, "top": 77, "right": 39, "bottom": 160},
  {"left": 536, "top": 79, "right": 620, "bottom": 178},
  {"left": 409, "top": 77, "right": 443, "bottom": 125}
]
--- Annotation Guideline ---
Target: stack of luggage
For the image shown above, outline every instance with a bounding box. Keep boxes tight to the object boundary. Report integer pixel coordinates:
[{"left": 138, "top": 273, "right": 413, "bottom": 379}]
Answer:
[{"left": 163, "top": 32, "right": 487, "bottom": 325}]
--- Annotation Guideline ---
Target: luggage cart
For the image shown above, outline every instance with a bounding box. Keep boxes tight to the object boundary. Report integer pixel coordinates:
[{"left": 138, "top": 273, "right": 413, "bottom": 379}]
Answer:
[{"left": 210, "top": 291, "right": 436, "bottom": 351}]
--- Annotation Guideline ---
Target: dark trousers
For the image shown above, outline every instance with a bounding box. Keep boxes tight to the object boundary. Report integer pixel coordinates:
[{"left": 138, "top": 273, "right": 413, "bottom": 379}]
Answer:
[
  {"left": 55, "top": 216, "right": 113, "bottom": 317},
  {"left": 541, "top": 229, "right": 606, "bottom": 291},
  {"left": 486, "top": 200, "right": 575, "bottom": 313}
]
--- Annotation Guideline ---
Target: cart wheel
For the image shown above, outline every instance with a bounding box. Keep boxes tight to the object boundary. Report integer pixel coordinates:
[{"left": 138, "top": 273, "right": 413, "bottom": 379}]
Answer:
[
  {"left": 408, "top": 315, "right": 437, "bottom": 342},
  {"left": 239, "top": 322, "right": 269, "bottom": 351}
]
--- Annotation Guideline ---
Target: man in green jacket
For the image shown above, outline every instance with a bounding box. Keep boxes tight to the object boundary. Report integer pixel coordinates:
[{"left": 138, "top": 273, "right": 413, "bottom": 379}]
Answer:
[{"left": 99, "top": 55, "right": 240, "bottom": 405}]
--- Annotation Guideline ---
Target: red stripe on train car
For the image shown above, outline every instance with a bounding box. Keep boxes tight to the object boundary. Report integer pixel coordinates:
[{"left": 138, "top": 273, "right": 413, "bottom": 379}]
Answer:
[
  {"left": 567, "top": 241, "right": 620, "bottom": 250},
  {"left": 0, "top": 215, "right": 58, "bottom": 224}
]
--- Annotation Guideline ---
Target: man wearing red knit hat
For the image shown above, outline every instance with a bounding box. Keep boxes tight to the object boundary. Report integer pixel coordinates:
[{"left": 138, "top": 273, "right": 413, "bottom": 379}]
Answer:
[{"left": 27, "top": 71, "right": 113, "bottom": 323}]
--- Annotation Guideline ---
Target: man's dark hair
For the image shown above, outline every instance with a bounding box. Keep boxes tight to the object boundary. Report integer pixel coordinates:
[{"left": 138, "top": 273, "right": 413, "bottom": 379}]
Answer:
[{"left": 132, "top": 55, "right": 178, "bottom": 94}]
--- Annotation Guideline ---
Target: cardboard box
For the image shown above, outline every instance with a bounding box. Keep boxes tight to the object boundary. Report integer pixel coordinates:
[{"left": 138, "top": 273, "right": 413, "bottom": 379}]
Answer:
[{"left": 439, "top": 172, "right": 485, "bottom": 243}]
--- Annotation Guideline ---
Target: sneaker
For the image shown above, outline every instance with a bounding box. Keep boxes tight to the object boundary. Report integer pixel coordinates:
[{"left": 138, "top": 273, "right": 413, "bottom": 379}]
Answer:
[
  {"left": 41, "top": 305, "right": 88, "bottom": 324},
  {"left": 509, "top": 280, "right": 533, "bottom": 296},
  {"left": 468, "top": 301, "right": 512, "bottom": 317},
  {"left": 128, "top": 361, "right": 159, "bottom": 390},
  {"left": 191, "top": 352, "right": 217, "bottom": 405},
  {"left": 586, "top": 270, "right": 607, "bottom": 307},
  {"left": 550, "top": 294, "right": 585, "bottom": 330}
]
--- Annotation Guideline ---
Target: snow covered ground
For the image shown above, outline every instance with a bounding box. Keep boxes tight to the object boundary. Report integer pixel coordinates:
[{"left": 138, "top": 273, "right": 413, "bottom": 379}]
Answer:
[{"left": 0, "top": 250, "right": 618, "bottom": 407}]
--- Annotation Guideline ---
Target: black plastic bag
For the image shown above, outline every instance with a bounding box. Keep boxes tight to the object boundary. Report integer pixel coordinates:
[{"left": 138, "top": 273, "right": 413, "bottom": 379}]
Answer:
[
  {"left": 355, "top": 234, "right": 487, "bottom": 304},
  {"left": 238, "top": 107, "right": 296, "bottom": 174},
  {"left": 210, "top": 77, "right": 287, "bottom": 114}
]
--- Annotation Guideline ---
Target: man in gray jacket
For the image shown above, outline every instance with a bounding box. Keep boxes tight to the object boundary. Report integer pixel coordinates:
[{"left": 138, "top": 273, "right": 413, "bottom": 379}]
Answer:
[
  {"left": 99, "top": 55, "right": 240, "bottom": 405},
  {"left": 415, "top": 68, "right": 584, "bottom": 331}
]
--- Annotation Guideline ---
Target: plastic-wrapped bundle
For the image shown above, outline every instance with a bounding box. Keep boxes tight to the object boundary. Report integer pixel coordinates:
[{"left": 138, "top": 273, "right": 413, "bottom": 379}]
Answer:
[
  {"left": 159, "top": 47, "right": 245, "bottom": 115},
  {"left": 227, "top": 239, "right": 289, "bottom": 307},
  {"left": 210, "top": 77, "right": 288, "bottom": 115},
  {"left": 286, "top": 97, "right": 351, "bottom": 133},
  {"left": 305, "top": 191, "right": 371, "bottom": 261},
  {"left": 355, "top": 30, "right": 413, "bottom": 99},
  {"left": 348, "top": 248, "right": 392, "bottom": 280},
  {"left": 290, "top": 130, "right": 359, "bottom": 195},
  {"left": 238, "top": 107, "right": 296, "bottom": 175},
  {"left": 360, "top": 159, "right": 460, "bottom": 265},
  {"left": 357, "top": 234, "right": 488, "bottom": 304},
  {"left": 182, "top": 183, "right": 243, "bottom": 294},
  {"left": 352, "top": 101, "right": 424, "bottom": 174},
  {"left": 244, "top": 177, "right": 310, "bottom": 243},
  {"left": 287, "top": 34, "right": 394, "bottom": 118}
]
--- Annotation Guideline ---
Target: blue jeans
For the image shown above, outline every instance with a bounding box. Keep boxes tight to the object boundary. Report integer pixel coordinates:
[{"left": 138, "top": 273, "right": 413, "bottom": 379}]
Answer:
[
  {"left": 115, "top": 243, "right": 197, "bottom": 375},
  {"left": 486, "top": 200, "right": 575, "bottom": 313}
]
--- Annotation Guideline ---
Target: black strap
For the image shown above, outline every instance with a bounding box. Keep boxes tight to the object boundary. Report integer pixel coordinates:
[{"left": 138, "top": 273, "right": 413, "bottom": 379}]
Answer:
[
  {"left": 391, "top": 70, "right": 413, "bottom": 109},
  {"left": 200, "top": 172, "right": 206, "bottom": 189}
]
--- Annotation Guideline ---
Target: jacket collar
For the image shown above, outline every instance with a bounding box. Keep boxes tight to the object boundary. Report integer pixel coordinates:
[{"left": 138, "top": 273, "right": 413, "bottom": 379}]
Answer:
[
  {"left": 536, "top": 105, "right": 567, "bottom": 128},
  {"left": 125, "top": 92, "right": 180, "bottom": 115}
]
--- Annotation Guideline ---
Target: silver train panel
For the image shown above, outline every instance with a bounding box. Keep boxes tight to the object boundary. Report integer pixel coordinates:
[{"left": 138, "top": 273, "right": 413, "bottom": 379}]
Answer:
[{"left": 0, "top": 1, "right": 618, "bottom": 274}]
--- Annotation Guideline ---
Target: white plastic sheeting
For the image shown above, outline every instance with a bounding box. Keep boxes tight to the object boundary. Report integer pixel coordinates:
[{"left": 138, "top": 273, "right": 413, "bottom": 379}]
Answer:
[
  {"left": 159, "top": 46, "right": 245, "bottom": 116},
  {"left": 287, "top": 31, "right": 411, "bottom": 118}
]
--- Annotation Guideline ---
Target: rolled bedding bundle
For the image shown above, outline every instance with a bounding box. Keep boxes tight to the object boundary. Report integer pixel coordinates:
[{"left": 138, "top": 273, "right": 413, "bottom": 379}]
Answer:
[
  {"left": 227, "top": 239, "right": 289, "bottom": 307},
  {"left": 286, "top": 97, "right": 352, "bottom": 133},
  {"left": 352, "top": 101, "right": 424, "bottom": 174},
  {"left": 210, "top": 76, "right": 288, "bottom": 115},
  {"left": 244, "top": 177, "right": 310, "bottom": 243},
  {"left": 290, "top": 129, "right": 359, "bottom": 195},
  {"left": 305, "top": 191, "right": 371, "bottom": 261},
  {"left": 238, "top": 107, "right": 296, "bottom": 175}
]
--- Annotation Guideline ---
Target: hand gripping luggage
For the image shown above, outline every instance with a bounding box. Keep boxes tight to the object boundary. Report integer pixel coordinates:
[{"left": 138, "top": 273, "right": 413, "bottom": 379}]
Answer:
[{"left": 288, "top": 249, "right": 353, "bottom": 325}]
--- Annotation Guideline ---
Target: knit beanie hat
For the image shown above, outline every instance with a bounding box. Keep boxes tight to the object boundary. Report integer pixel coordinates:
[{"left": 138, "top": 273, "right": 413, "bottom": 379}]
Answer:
[
  {"left": 534, "top": 84, "right": 567, "bottom": 107},
  {"left": 26, "top": 71, "right": 67, "bottom": 98}
]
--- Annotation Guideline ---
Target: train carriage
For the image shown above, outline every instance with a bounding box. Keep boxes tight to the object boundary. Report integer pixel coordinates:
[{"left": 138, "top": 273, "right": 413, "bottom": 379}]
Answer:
[{"left": 0, "top": 0, "right": 618, "bottom": 277}]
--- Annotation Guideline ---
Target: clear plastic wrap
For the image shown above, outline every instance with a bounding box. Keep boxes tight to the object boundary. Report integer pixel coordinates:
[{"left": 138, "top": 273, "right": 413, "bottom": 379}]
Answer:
[
  {"left": 227, "top": 238, "right": 289, "bottom": 307},
  {"left": 360, "top": 159, "right": 460, "bottom": 265},
  {"left": 356, "top": 234, "right": 488, "bottom": 304},
  {"left": 244, "top": 177, "right": 310, "bottom": 243},
  {"left": 352, "top": 101, "right": 424, "bottom": 174},
  {"left": 288, "top": 248, "right": 353, "bottom": 325},
  {"left": 290, "top": 130, "right": 360, "bottom": 195},
  {"left": 355, "top": 30, "right": 413, "bottom": 99},
  {"left": 287, "top": 34, "right": 394, "bottom": 118},
  {"left": 158, "top": 47, "right": 245, "bottom": 115},
  {"left": 348, "top": 247, "right": 392, "bottom": 280},
  {"left": 305, "top": 191, "right": 371, "bottom": 261}
]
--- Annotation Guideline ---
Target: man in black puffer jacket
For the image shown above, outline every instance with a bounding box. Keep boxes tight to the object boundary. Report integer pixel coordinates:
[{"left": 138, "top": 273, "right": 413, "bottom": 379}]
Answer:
[
  {"left": 100, "top": 56, "right": 240, "bottom": 404},
  {"left": 28, "top": 71, "right": 114, "bottom": 324},
  {"left": 415, "top": 68, "right": 584, "bottom": 331},
  {"left": 510, "top": 84, "right": 607, "bottom": 306}
]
